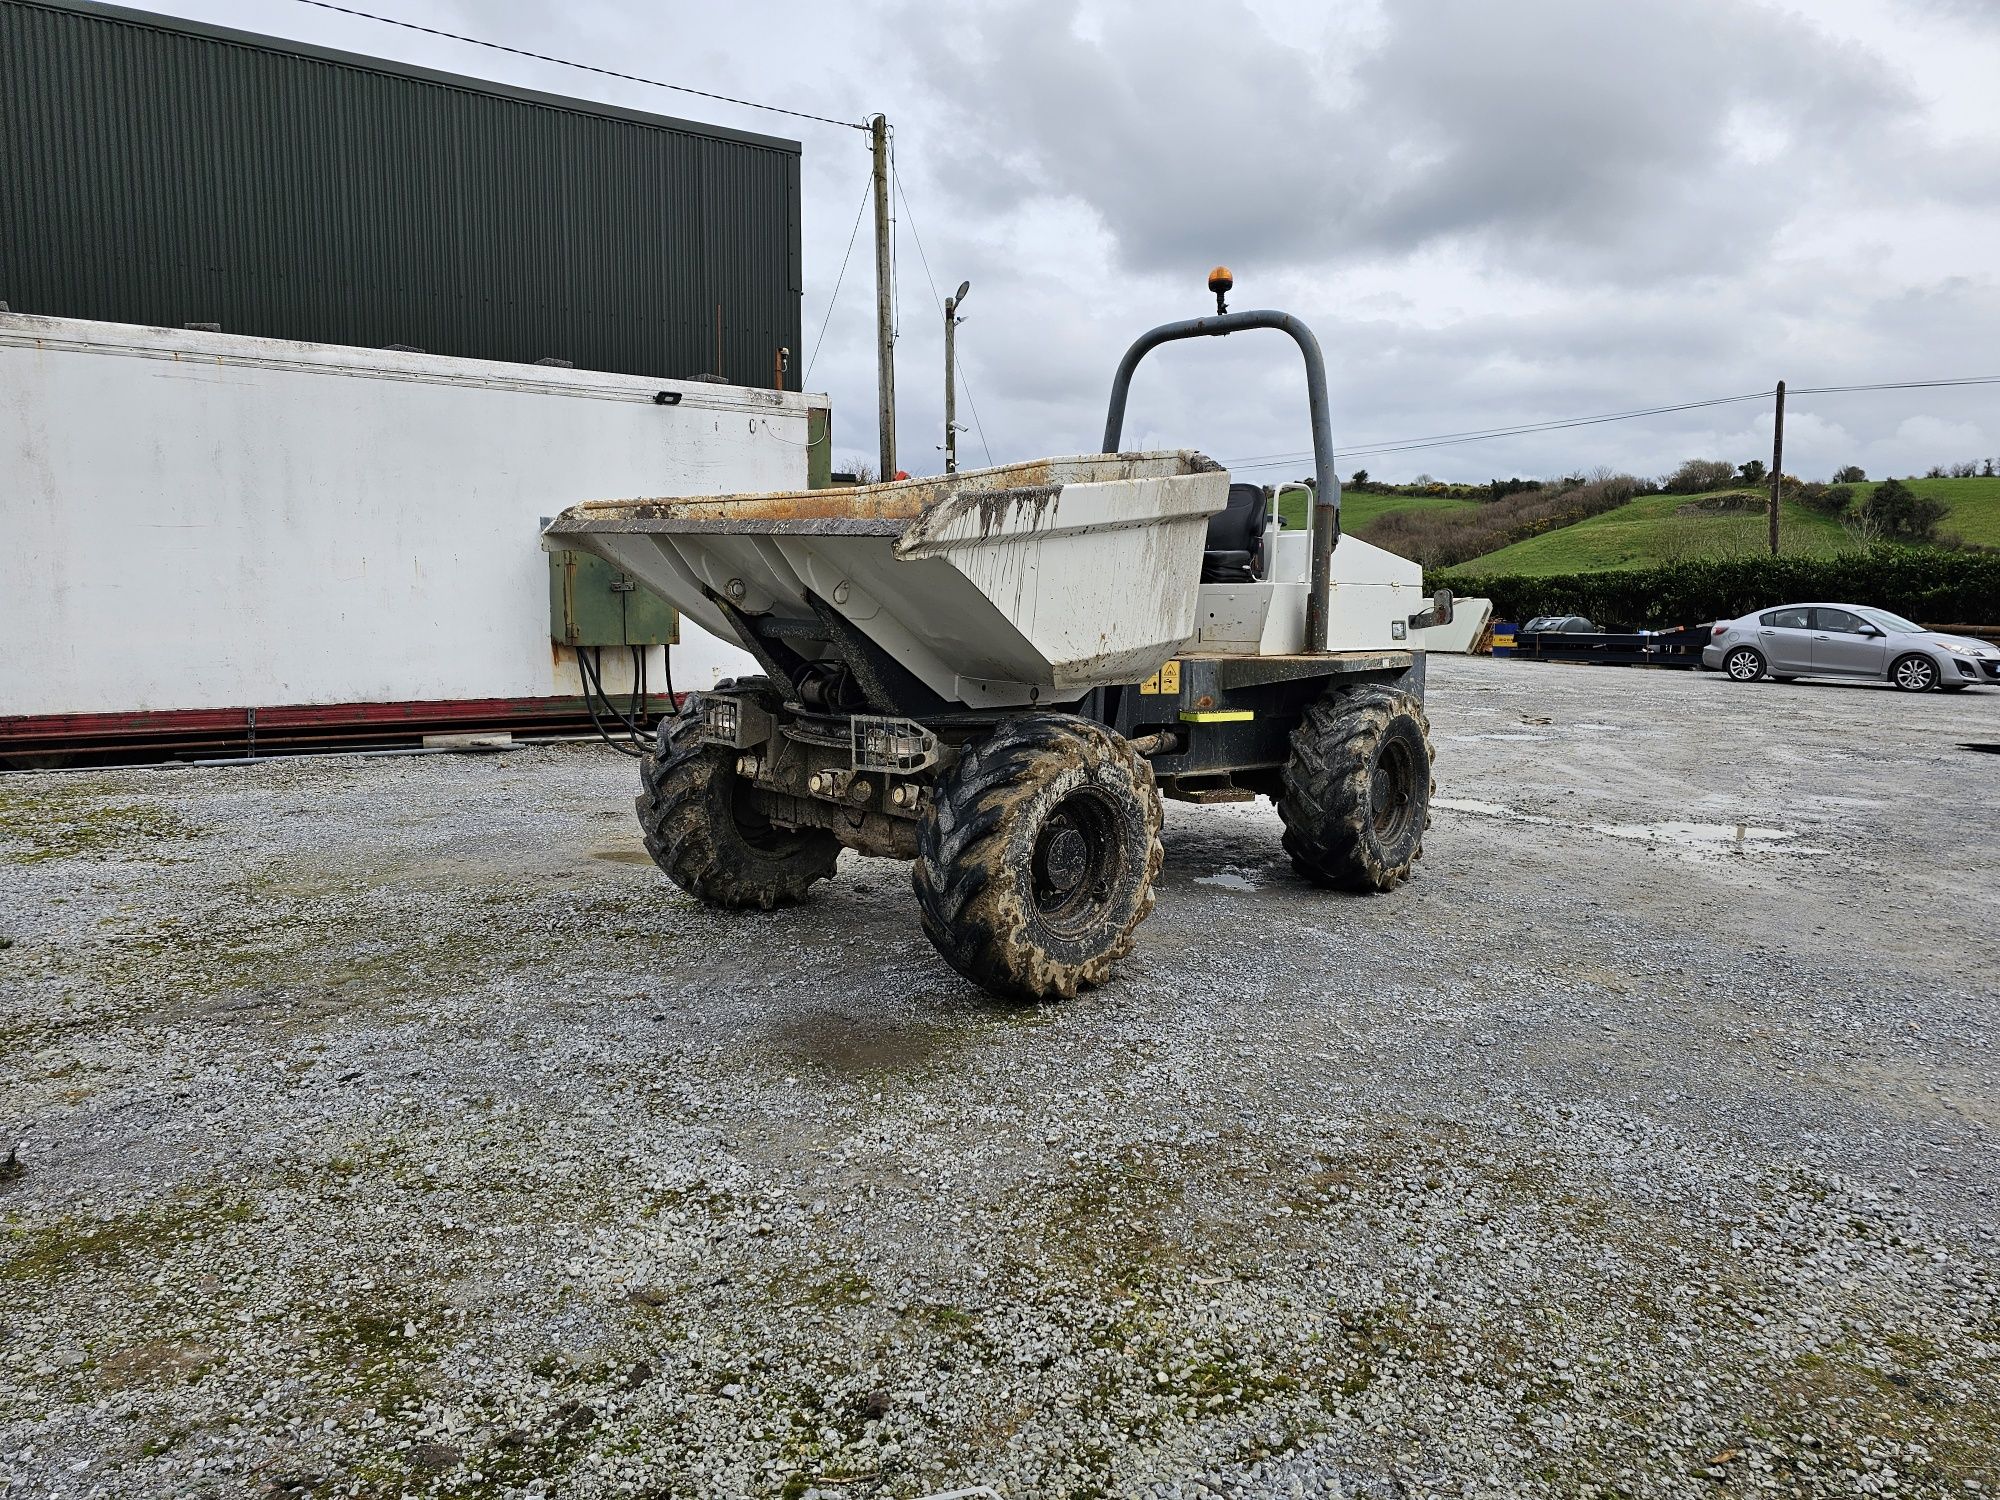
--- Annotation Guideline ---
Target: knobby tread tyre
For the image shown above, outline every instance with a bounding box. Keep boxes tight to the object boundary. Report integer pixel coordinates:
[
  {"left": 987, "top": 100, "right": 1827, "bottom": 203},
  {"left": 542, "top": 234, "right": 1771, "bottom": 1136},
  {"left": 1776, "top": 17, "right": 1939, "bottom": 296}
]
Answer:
[
  {"left": 635, "top": 685, "right": 839, "bottom": 909},
  {"left": 1277, "top": 683, "right": 1434, "bottom": 893},
  {"left": 913, "top": 713, "right": 1163, "bottom": 1003}
]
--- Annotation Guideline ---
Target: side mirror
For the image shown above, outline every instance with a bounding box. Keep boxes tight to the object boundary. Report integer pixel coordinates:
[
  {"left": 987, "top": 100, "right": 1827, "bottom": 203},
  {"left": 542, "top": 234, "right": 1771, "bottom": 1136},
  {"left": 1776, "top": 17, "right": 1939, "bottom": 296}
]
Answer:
[
  {"left": 1860, "top": 625, "right": 1883, "bottom": 637},
  {"left": 1408, "top": 588, "right": 1455, "bottom": 632}
]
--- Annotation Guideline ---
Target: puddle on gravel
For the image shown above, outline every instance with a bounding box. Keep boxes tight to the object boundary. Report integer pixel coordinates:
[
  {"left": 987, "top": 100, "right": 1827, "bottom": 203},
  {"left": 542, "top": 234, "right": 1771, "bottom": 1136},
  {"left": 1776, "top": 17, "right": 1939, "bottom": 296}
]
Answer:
[
  {"left": 763, "top": 1011, "right": 991, "bottom": 1076},
  {"left": 1432, "top": 797, "right": 1555, "bottom": 825},
  {"left": 1434, "top": 800, "right": 1828, "bottom": 858},
  {"left": 1194, "top": 867, "right": 1262, "bottom": 892},
  {"left": 590, "top": 846, "right": 656, "bottom": 866},
  {"left": 1592, "top": 820, "right": 1816, "bottom": 853}
]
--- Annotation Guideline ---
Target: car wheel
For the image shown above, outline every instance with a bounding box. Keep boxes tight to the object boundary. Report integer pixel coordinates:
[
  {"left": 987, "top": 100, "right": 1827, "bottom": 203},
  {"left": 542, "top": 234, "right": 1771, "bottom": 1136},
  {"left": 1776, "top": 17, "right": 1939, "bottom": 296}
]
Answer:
[
  {"left": 1890, "top": 653, "right": 1938, "bottom": 692},
  {"left": 1723, "top": 646, "right": 1766, "bottom": 682}
]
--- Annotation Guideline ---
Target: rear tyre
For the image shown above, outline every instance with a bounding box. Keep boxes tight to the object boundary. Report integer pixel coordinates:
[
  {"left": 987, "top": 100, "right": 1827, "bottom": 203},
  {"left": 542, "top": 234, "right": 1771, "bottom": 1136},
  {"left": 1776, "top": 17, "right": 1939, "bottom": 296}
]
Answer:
[
  {"left": 1891, "top": 653, "right": 1939, "bottom": 693},
  {"left": 1723, "top": 646, "right": 1766, "bottom": 682},
  {"left": 636, "top": 684, "right": 839, "bottom": 909},
  {"left": 913, "top": 714, "right": 1163, "bottom": 1002},
  {"left": 1278, "top": 684, "right": 1433, "bottom": 892}
]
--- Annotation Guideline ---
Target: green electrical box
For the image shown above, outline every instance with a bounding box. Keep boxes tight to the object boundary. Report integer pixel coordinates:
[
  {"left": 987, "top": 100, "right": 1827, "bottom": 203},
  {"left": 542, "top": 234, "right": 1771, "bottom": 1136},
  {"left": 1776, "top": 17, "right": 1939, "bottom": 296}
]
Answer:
[{"left": 548, "top": 549, "right": 678, "bottom": 647}]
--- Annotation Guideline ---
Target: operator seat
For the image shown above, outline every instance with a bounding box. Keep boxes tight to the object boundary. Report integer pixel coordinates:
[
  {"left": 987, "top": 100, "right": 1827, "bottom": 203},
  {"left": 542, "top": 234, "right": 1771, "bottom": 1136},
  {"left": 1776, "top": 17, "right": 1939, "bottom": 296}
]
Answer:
[{"left": 1200, "top": 482, "right": 1268, "bottom": 583}]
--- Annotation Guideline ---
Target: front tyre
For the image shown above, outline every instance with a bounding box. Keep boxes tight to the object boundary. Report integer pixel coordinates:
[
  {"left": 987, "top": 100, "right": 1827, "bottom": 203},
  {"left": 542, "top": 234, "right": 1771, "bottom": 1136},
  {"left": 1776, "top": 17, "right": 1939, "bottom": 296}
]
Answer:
[
  {"left": 1278, "top": 684, "right": 1433, "bottom": 892},
  {"left": 914, "top": 714, "right": 1163, "bottom": 1002},
  {"left": 636, "top": 693, "right": 839, "bottom": 909},
  {"left": 1724, "top": 646, "right": 1767, "bottom": 682},
  {"left": 1891, "top": 653, "right": 1939, "bottom": 692}
]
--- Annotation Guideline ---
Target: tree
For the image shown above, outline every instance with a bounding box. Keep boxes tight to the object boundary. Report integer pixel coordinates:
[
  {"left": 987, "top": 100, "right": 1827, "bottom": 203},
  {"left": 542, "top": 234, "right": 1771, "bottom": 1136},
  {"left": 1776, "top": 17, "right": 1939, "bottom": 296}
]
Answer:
[
  {"left": 1349, "top": 468, "right": 1369, "bottom": 487},
  {"left": 1662, "top": 458, "right": 1737, "bottom": 494},
  {"left": 1948, "top": 460, "right": 1980, "bottom": 478},
  {"left": 1737, "top": 458, "right": 1766, "bottom": 486},
  {"left": 1832, "top": 465, "right": 1866, "bottom": 483},
  {"left": 1984, "top": 459, "right": 1995, "bottom": 478},
  {"left": 1856, "top": 477, "right": 1948, "bottom": 542},
  {"left": 1796, "top": 483, "right": 1853, "bottom": 517}
]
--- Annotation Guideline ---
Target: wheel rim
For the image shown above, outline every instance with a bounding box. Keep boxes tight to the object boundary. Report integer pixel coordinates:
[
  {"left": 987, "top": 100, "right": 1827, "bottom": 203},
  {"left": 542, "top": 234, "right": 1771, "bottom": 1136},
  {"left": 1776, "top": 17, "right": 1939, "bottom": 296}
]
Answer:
[
  {"left": 1371, "top": 737, "right": 1421, "bottom": 846},
  {"left": 1728, "top": 650, "right": 1759, "bottom": 680},
  {"left": 1896, "top": 657, "right": 1934, "bottom": 690},
  {"left": 709, "top": 748, "right": 808, "bottom": 854},
  {"left": 1030, "top": 790, "right": 1123, "bottom": 938}
]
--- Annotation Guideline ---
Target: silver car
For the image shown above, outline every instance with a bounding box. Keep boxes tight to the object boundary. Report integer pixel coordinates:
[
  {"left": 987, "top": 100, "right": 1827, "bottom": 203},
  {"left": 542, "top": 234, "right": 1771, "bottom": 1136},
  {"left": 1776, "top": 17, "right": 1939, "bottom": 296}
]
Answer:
[{"left": 1703, "top": 603, "right": 2000, "bottom": 692}]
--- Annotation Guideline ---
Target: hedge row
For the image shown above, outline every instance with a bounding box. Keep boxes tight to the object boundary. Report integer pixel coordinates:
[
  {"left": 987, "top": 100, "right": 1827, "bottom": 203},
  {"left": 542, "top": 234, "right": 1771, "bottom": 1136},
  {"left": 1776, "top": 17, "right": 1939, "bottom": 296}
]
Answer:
[{"left": 1436, "top": 547, "right": 2000, "bottom": 629}]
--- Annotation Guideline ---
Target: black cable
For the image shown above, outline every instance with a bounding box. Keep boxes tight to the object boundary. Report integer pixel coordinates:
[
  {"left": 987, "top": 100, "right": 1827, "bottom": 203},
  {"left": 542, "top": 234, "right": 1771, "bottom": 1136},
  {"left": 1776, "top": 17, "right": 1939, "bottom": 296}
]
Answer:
[
  {"left": 629, "top": 644, "right": 646, "bottom": 741},
  {"left": 1788, "top": 376, "right": 2000, "bottom": 395},
  {"left": 597, "top": 646, "right": 649, "bottom": 740},
  {"left": 576, "top": 646, "right": 646, "bottom": 757},
  {"left": 806, "top": 172, "right": 875, "bottom": 385},
  {"left": 1221, "top": 391, "right": 1776, "bottom": 472},
  {"left": 285, "top": 0, "right": 866, "bottom": 131},
  {"left": 1219, "top": 373, "right": 2000, "bottom": 473},
  {"left": 579, "top": 662, "right": 645, "bottom": 757},
  {"left": 894, "top": 167, "right": 996, "bottom": 467},
  {"left": 579, "top": 646, "right": 640, "bottom": 746}
]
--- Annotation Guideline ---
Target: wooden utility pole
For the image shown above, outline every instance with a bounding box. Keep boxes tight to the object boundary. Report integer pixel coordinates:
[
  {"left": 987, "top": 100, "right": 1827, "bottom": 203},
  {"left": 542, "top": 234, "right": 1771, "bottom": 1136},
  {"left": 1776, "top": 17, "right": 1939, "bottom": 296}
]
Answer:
[
  {"left": 870, "top": 115, "right": 896, "bottom": 479},
  {"left": 1768, "top": 380, "right": 1786, "bottom": 556}
]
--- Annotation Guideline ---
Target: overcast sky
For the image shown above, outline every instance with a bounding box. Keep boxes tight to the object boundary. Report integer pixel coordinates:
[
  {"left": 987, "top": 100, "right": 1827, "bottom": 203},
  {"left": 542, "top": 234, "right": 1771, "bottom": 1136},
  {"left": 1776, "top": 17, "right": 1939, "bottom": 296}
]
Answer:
[{"left": 143, "top": 0, "right": 2000, "bottom": 485}]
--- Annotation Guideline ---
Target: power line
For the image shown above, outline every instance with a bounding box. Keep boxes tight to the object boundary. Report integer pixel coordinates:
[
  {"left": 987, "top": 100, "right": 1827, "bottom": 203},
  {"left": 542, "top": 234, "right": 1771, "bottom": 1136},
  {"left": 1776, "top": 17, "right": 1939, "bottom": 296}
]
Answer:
[
  {"left": 1219, "top": 374, "right": 2000, "bottom": 473},
  {"left": 804, "top": 170, "right": 873, "bottom": 385},
  {"left": 286, "top": 0, "right": 865, "bottom": 131},
  {"left": 1222, "top": 391, "right": 1774, "bottom": 472},
  {"left": 1789, "top": 375, "right": 2000, "bottom": 395},
  {"left": 893, "top": 167, "right": 995, "bottom": 467}
]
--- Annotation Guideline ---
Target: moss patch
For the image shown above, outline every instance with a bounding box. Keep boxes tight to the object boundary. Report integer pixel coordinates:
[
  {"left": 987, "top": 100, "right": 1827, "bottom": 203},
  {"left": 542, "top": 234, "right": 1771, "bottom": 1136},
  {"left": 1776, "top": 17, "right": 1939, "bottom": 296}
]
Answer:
[
  {"left": 0, "top": 781, "right": 205, "bottom": 864},
  {"left": 0, "top": 1194, "right": 251, "bottom": 1282}
]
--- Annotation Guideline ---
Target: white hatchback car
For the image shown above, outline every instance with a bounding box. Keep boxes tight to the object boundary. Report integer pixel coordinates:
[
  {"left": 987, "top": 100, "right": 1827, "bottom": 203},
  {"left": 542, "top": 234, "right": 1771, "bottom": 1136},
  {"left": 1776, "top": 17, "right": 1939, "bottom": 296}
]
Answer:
[{"left": 1702, "top": 603, "right": 1999, "bottom": 692}]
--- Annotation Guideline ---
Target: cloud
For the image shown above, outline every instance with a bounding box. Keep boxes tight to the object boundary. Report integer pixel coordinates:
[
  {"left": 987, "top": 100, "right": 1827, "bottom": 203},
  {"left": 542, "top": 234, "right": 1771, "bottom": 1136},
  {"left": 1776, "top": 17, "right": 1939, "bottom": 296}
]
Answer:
[
  {"left": 903, "top": 0, "right": 1919, "bottom": 284},
  {"left": 131, "top": 0, "right": 2000, "bottom": 485}
]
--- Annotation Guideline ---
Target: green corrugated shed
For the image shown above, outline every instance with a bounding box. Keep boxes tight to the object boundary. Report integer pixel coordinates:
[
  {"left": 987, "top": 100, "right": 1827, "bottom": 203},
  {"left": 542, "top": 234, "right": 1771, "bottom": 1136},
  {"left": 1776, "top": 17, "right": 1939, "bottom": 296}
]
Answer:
[{"left": 0, "top": 0, "right": 803, "bottom": 384}]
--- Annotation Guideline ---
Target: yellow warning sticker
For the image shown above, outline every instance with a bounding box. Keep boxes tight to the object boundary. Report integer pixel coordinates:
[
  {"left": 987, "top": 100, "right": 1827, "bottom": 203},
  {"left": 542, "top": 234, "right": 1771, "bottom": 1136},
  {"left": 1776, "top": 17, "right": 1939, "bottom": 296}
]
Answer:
[{"left": 1139, "top": 661, "right": 1182, "bottom": 695}]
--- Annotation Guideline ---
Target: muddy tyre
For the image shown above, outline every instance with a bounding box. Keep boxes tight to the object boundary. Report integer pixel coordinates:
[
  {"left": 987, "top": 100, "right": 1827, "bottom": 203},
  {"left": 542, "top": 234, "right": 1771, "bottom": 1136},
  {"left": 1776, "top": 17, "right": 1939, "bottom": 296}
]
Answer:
[
  {"left": 636, "top": 686, "right": 839, "bottom": 909},
  {"left": 914, "top": 714, "right": 1163, "bottom": 1002},
  {"left": 1278, "top": 684, "right": 1433, "bottom": 892}
]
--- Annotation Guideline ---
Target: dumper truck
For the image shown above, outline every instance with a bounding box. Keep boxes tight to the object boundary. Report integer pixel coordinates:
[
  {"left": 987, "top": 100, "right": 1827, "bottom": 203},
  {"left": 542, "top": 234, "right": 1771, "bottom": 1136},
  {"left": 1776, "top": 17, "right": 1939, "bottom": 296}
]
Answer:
[{"left": 544, "top": 273, "right": 1450, "bottom": 1000}]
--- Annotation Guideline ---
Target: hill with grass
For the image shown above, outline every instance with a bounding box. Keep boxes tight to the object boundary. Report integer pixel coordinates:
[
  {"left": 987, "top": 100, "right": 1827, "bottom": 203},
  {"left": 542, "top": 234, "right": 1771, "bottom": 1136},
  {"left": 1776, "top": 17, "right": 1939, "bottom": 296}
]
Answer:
[
  {"left": 1422, "top": 476, "right": 1997, "bottom": 579},
  {"left": 1275, "top": 487, "right": 1480, "bottom": 533},
  {"left": 1444, "top": 490, "right": 1850, "bottom": 577},
  {"left": 1851, "top": 477, "right": 2000, "bottom": 546}
]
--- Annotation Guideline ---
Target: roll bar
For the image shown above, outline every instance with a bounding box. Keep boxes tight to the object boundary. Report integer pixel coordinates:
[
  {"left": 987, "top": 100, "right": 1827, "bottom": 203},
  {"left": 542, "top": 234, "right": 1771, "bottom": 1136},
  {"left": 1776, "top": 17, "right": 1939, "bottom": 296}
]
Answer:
[{"left": 1101, "top": 309, "right": 1340, "bottom": 652}]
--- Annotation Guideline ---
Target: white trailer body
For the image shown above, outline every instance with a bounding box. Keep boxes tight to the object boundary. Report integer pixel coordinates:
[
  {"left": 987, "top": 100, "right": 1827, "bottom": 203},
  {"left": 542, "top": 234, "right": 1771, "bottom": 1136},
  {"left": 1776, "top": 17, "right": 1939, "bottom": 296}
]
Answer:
[{"left": 0, "top": 312, "right": 786, "bottom": 730}]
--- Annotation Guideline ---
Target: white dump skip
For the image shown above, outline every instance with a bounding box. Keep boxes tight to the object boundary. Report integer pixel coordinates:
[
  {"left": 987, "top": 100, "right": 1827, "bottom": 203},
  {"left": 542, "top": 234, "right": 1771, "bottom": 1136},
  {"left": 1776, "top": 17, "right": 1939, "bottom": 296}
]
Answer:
[{"left": 544, "top": 453, "right": 1230, "bottom": 708}]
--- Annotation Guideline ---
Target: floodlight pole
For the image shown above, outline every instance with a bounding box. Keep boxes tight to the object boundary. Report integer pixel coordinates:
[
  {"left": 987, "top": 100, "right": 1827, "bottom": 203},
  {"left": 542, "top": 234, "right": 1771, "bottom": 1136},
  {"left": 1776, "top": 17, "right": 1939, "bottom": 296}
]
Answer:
[{"left": 943, "top": 281, "right": 968, "bottom": 473}]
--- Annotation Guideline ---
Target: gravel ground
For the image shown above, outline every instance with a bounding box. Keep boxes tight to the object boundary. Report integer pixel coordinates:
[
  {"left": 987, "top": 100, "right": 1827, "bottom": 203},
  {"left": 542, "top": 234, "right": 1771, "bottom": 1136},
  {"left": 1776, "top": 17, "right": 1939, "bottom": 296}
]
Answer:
[{"left": 2, "top": 656, "right": 1997, "bottom": 1500}]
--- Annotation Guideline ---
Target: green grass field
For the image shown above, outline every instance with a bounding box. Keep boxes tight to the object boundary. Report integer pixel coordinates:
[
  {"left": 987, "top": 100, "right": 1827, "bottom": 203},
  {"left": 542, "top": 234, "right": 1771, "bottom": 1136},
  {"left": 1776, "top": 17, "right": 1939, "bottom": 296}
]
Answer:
[
  {"left": 1443, "top": 491, "right": 1855, "bottom": 578},
  {"left": 1440, "top": 477, "right": 1998, "bottom": 578},
  {"left": 1276, "top": 488, "right": 1480, "bottom": 532}
]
